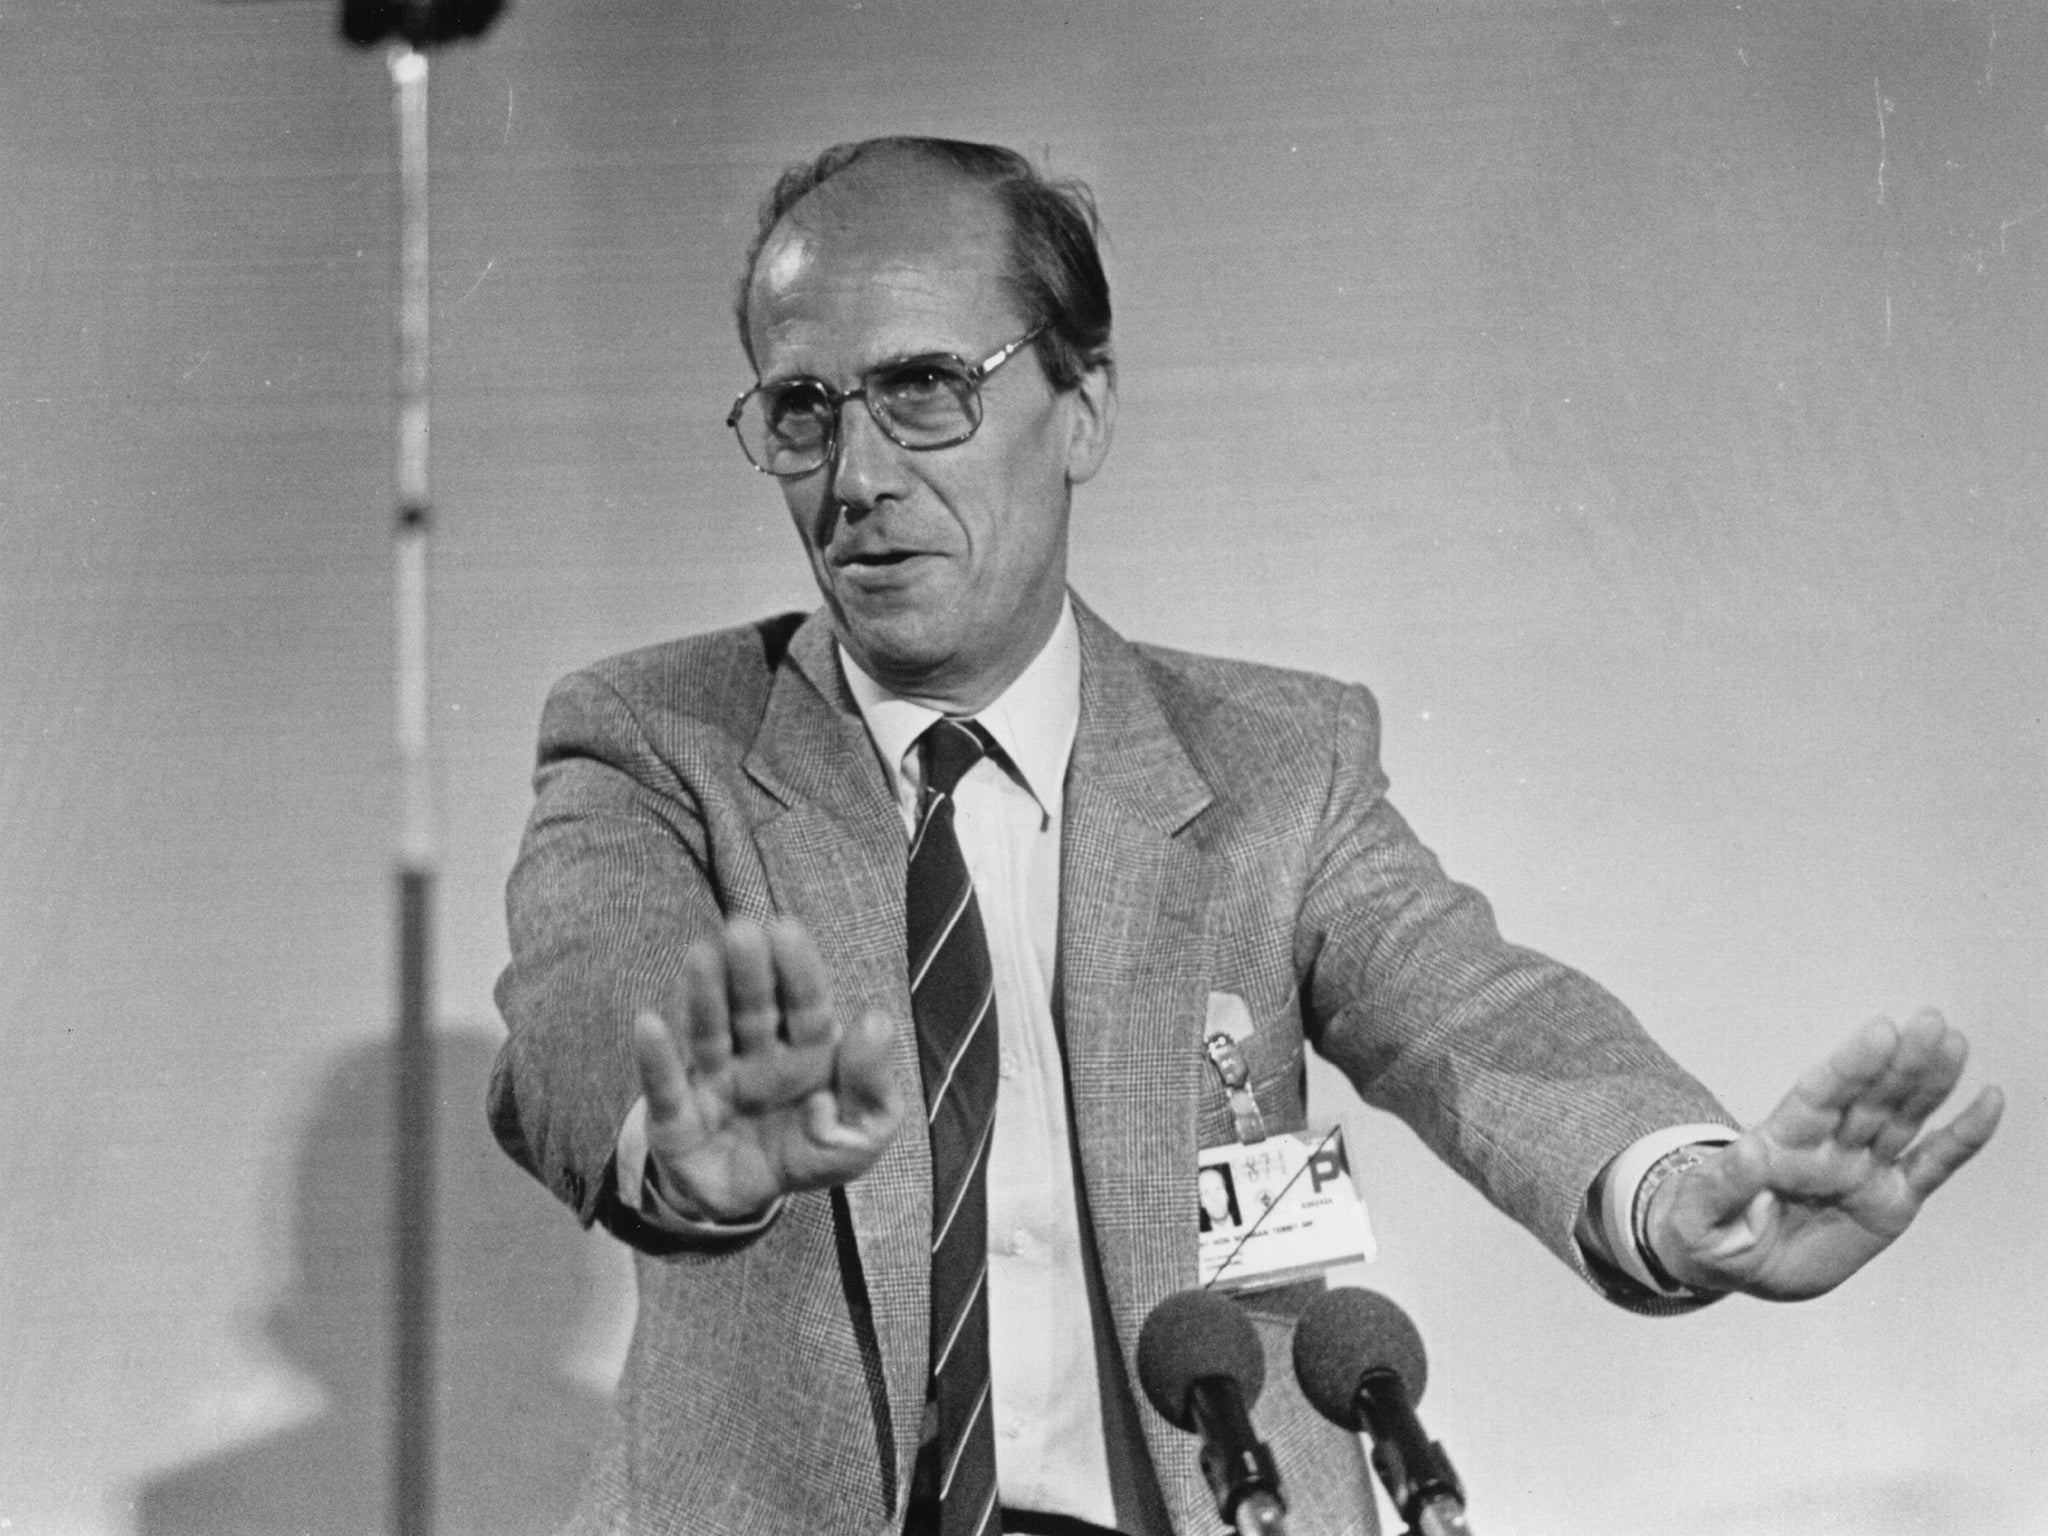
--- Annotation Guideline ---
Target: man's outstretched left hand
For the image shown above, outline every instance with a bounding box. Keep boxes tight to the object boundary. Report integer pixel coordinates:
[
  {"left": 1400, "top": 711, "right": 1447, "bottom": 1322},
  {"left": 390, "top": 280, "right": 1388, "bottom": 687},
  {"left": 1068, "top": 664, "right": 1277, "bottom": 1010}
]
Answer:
[{"left": 1645, "top": 1010, "right": 2003, "bottom": 1300}]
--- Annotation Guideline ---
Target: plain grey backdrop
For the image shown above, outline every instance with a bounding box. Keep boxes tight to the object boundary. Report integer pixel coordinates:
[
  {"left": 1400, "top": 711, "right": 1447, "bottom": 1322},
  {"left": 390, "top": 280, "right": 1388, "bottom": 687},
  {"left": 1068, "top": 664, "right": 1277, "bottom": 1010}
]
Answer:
[{"left": 4, "top": 2, "right": 2042, "bottom": 1533}]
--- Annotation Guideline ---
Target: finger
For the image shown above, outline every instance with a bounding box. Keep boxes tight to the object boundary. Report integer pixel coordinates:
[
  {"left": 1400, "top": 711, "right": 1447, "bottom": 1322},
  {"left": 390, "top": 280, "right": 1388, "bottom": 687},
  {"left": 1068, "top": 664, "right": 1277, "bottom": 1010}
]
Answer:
[
  {"left": 1868, "top": 1022, "right": 1968, "bottom": 1162},
  {"left": 800, "top": 1077, "right": 902, "bottom": 1153},
  {"left": 1888, "top": 1012, "right": 1967, "bottom": 1122},
  {"left": 1900, "top": 1085, "right": 2005, "bottom": 1200},
  {"left": 803, "top": 1087, "right": 870, "bottom": 1150},
  {"left": 680, "top": 940, "right": 734, "bottom": 1078},
  {"left": 770, "top": 919, "right": 839, "bottom": 1049},
  {"left": 633, "top": 1009, "right": 693, "bottom": 1124},
  {"left": 723, "top": 920, "right": 781, "bottom": 1054},
  {"left": 1837, "top": 1014, "right": 1945, "bottom": 1150},
  {"left": 797, "top": 1011, "right": 905, "bottom": 1156},
  {"left": 832, "top": 1008, "right": 905, "bottom": 1132},
  {"left": 1762, "top": 1017, "right": 1899, "bottom": 1149}
]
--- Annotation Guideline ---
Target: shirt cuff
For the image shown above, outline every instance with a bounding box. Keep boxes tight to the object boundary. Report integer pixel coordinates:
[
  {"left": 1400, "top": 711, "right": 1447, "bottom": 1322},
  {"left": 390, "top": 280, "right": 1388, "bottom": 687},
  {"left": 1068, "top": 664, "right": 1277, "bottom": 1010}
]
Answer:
[
  {"left": 1595, "top": 1123, "right": 1739, "bottom": 1297},
  {"left": 616, "top": 1096, "right": 785, "bottom": 1237}
]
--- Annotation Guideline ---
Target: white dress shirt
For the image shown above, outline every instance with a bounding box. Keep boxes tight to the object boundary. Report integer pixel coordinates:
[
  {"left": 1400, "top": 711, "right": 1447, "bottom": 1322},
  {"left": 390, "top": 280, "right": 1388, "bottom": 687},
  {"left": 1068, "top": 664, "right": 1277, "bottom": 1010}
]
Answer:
[{"left": 839, "top": 599, "right": 1120, "bottom": 1526}]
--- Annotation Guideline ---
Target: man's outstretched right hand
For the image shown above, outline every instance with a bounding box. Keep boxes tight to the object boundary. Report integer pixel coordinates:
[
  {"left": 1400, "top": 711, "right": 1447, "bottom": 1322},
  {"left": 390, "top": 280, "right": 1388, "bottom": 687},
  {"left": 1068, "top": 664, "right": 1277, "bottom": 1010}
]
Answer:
[{"left": 632, "top": 917, "right": 905, "bottom": 1220}]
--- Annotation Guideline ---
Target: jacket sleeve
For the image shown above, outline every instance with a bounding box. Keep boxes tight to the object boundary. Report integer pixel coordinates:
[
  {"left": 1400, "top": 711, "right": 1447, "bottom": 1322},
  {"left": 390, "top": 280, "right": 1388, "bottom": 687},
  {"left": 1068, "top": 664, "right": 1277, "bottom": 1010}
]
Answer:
[
  {"left": 1293, "top": 680, "right": 1735, "bottom": 1310},
  {"left": 488, "top": 666, "right": 744, "bottom": 1242}
]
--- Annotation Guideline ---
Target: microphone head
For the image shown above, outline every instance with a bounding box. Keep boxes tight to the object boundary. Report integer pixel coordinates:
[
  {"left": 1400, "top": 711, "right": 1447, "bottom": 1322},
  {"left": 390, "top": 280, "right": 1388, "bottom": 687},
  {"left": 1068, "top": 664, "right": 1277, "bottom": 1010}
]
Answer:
[
  {"left": 1136, "top": 1289, "right": 1267, "bottom": 1432},
  {"left": 1291, "top": 1287, "right": 1429, "bottom": 1432}
]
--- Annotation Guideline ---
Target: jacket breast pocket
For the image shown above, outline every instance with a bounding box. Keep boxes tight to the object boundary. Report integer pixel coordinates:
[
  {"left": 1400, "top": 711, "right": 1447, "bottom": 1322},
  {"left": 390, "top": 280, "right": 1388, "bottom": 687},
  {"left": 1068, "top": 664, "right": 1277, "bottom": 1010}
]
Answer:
[{"left": 1196, "top": 989, "right": 1308, "bottom": 1149}]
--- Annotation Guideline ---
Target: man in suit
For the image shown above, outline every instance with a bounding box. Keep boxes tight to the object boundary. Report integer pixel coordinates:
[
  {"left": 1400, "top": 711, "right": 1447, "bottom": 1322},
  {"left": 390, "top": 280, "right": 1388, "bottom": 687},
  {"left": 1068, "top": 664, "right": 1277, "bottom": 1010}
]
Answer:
[{"left": 490, "top": 137, "right": 2001, "bottom": 1536}]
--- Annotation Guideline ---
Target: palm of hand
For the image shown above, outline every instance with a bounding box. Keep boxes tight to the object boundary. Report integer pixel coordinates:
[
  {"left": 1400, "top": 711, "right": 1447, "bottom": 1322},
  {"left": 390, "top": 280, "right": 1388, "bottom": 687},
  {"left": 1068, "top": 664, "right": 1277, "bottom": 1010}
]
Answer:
[
  {"left": 634, "top": 919, "right": 906, "bottom": 1221},
  {"left": 1653, "top": 1011, "right": 2002, "bottom": 1301},
  {"left": 643, "top": 1032, "right": 894, "bottom": 1216}
]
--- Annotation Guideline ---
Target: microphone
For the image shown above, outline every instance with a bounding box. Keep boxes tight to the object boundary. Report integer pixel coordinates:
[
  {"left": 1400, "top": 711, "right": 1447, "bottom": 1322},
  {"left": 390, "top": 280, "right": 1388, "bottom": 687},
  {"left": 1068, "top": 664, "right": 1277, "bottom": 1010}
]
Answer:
[
  {"left": 1136, "top": 1289, "right": 1289, "bottom": 1536},
  {"left": 1291, "top": 1289, "right": 1473, "bottom": 1536}
]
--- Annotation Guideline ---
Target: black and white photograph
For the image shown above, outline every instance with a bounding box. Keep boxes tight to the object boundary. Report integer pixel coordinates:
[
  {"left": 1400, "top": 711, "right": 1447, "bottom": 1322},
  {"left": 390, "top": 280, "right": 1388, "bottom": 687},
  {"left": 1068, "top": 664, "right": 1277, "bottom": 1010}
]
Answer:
[{"left": 4, "top": 3, "right": 2040, "bottom": 1534}]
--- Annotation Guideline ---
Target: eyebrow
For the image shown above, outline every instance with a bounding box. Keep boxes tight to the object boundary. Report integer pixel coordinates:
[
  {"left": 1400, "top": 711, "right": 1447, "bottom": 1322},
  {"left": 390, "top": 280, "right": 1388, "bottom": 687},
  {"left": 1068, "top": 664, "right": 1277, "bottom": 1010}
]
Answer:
[{"left": 760, "top": 346, "right": 969, "bottom": 388}]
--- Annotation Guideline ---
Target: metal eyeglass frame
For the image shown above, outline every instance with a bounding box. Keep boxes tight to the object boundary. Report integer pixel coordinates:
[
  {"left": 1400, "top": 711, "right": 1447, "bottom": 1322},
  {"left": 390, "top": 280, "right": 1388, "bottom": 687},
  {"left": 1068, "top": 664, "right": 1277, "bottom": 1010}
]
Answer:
[{"left": 726, "top": 328, "right": 1044, "bottom": 478}]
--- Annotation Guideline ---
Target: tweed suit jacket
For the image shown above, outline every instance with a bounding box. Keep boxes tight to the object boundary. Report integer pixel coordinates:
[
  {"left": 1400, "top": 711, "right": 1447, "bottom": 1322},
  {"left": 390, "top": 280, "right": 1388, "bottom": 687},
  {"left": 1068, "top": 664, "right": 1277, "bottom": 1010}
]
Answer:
[{"left": 490, "top": 595, "right": 1728, "bottom": 1536}]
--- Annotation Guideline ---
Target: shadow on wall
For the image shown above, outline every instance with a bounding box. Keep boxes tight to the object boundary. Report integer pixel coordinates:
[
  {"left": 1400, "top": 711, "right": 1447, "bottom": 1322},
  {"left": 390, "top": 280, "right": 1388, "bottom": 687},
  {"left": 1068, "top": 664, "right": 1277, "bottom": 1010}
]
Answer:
[{"left": 133, "top": 1028, "right": 612, "bottom": 1536}]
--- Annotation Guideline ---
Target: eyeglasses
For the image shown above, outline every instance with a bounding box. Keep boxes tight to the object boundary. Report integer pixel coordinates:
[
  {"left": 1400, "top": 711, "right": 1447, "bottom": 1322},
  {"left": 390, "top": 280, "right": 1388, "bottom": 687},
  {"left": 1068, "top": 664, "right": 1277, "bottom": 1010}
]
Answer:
[{"left": 726, "top": 329, "right": 1043, "bottom": 478}]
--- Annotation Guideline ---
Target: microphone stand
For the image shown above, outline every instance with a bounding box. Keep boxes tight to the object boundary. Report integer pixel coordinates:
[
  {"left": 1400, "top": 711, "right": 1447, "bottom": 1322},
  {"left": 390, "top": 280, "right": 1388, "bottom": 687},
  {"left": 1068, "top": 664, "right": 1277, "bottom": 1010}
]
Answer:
[
  {"left": 1355, "top": 1370, "right": 1472, "bottom": 1536},
  {"left": 1185, "top": 1378, "right": 1289, "bottom": 1536}
]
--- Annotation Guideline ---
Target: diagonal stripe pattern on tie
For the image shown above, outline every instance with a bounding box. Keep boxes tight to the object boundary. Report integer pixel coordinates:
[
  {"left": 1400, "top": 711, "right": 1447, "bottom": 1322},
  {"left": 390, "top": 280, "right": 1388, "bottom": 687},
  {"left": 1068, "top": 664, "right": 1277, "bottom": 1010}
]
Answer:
[{"left": 907, "top": 717, "right": 1001, "bottom": 1536}]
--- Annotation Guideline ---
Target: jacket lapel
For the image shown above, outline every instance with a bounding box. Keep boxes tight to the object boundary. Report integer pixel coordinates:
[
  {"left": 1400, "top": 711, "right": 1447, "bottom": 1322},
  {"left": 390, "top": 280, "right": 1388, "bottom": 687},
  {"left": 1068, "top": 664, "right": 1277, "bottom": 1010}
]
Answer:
[
  {"left": 742, "top": 612, "right": 933, "bottom": 1502},
  {"left": 1060, "top": 599, "right": 1220, "bottom": 1525}
]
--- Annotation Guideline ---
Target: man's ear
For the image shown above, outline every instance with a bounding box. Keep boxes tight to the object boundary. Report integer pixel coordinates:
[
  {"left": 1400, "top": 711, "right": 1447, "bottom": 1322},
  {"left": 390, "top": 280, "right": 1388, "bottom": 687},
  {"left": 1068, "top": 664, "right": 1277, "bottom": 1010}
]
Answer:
[{"left": 1063, "top": 359, "right": 1117, "bottom": 486}]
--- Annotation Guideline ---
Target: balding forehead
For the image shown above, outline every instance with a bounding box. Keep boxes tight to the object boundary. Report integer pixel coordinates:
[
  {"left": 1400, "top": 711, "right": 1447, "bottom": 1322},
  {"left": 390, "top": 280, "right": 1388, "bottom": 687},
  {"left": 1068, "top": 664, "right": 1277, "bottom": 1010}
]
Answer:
[
  {"left": 775, "top": 153, "right": 1005, "bottom": 260},
  {"left": 757, "top": 157, "right": 1003, "bottom": 284},
  {"left": 748, "top": 160, "right": 1010, "bottom": 329}
]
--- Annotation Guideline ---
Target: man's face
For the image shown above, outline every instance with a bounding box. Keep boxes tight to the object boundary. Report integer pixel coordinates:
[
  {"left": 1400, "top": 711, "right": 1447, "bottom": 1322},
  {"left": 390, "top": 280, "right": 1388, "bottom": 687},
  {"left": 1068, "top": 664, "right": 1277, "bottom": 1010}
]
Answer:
[
  {"left": 1199, "top": 1168, "right": 1232, "bottom": 1221},
  {"left": 744, "top": 158, "right": 1113, "bottom": 710}
]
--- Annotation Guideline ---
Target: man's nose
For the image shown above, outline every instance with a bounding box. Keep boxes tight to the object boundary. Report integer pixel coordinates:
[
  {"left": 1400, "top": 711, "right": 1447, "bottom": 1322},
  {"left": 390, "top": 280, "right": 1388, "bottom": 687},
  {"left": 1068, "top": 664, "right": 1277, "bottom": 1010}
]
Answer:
[{"left": 827, "top": 395, "right": 907, "bottom": 510}]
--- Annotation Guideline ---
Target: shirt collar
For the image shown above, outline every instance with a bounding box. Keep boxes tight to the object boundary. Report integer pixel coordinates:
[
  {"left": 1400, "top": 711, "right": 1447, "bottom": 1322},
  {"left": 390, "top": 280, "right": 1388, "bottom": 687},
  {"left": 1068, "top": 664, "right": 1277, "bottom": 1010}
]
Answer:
[{"left": 839, "top": 596, "right": 1080, "bottom": 822}]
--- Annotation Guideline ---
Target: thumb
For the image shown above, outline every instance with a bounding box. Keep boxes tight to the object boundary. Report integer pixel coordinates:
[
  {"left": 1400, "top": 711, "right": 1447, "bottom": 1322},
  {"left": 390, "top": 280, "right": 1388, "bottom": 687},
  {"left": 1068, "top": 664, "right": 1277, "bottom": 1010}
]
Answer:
[
  {"left": 834, "top": 1008, "right": 904, "bottom": 1129},
  {"left": 1667, "top": 1133, "right": 1770, "bottom": 1233}
]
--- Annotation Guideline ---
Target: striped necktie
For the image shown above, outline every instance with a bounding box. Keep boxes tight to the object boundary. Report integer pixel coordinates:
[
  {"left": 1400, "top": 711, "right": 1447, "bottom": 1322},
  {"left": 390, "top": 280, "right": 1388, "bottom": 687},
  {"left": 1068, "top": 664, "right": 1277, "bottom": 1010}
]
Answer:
[{"left": 907, "top": 717, "right": 1001, "bottom": 1536}]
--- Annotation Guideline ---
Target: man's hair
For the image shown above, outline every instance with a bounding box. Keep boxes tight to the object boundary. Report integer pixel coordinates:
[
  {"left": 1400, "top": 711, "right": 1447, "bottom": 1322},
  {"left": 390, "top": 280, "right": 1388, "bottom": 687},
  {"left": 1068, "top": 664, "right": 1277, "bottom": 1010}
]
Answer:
[{"left": 735, "top": 136, "right": 1113, "bottom": 392}]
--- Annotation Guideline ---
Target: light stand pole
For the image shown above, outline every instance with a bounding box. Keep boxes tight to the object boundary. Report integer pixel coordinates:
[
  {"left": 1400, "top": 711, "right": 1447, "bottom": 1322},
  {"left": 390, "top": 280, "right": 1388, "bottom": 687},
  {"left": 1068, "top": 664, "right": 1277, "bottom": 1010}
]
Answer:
[
  {"left": 344, "top": 6, "right": 508, "bottom": 1531},
  {"left": 387, "top": 41, "right": 436, "bottom": 1536}
]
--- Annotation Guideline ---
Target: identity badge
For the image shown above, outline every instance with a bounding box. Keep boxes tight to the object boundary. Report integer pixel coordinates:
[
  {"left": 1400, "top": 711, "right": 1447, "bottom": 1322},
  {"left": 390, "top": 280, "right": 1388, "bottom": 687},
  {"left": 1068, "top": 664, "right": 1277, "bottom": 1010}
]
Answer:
[{"left": 1196, "top": 1125, "right": 1376, "bottom": 1292}]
